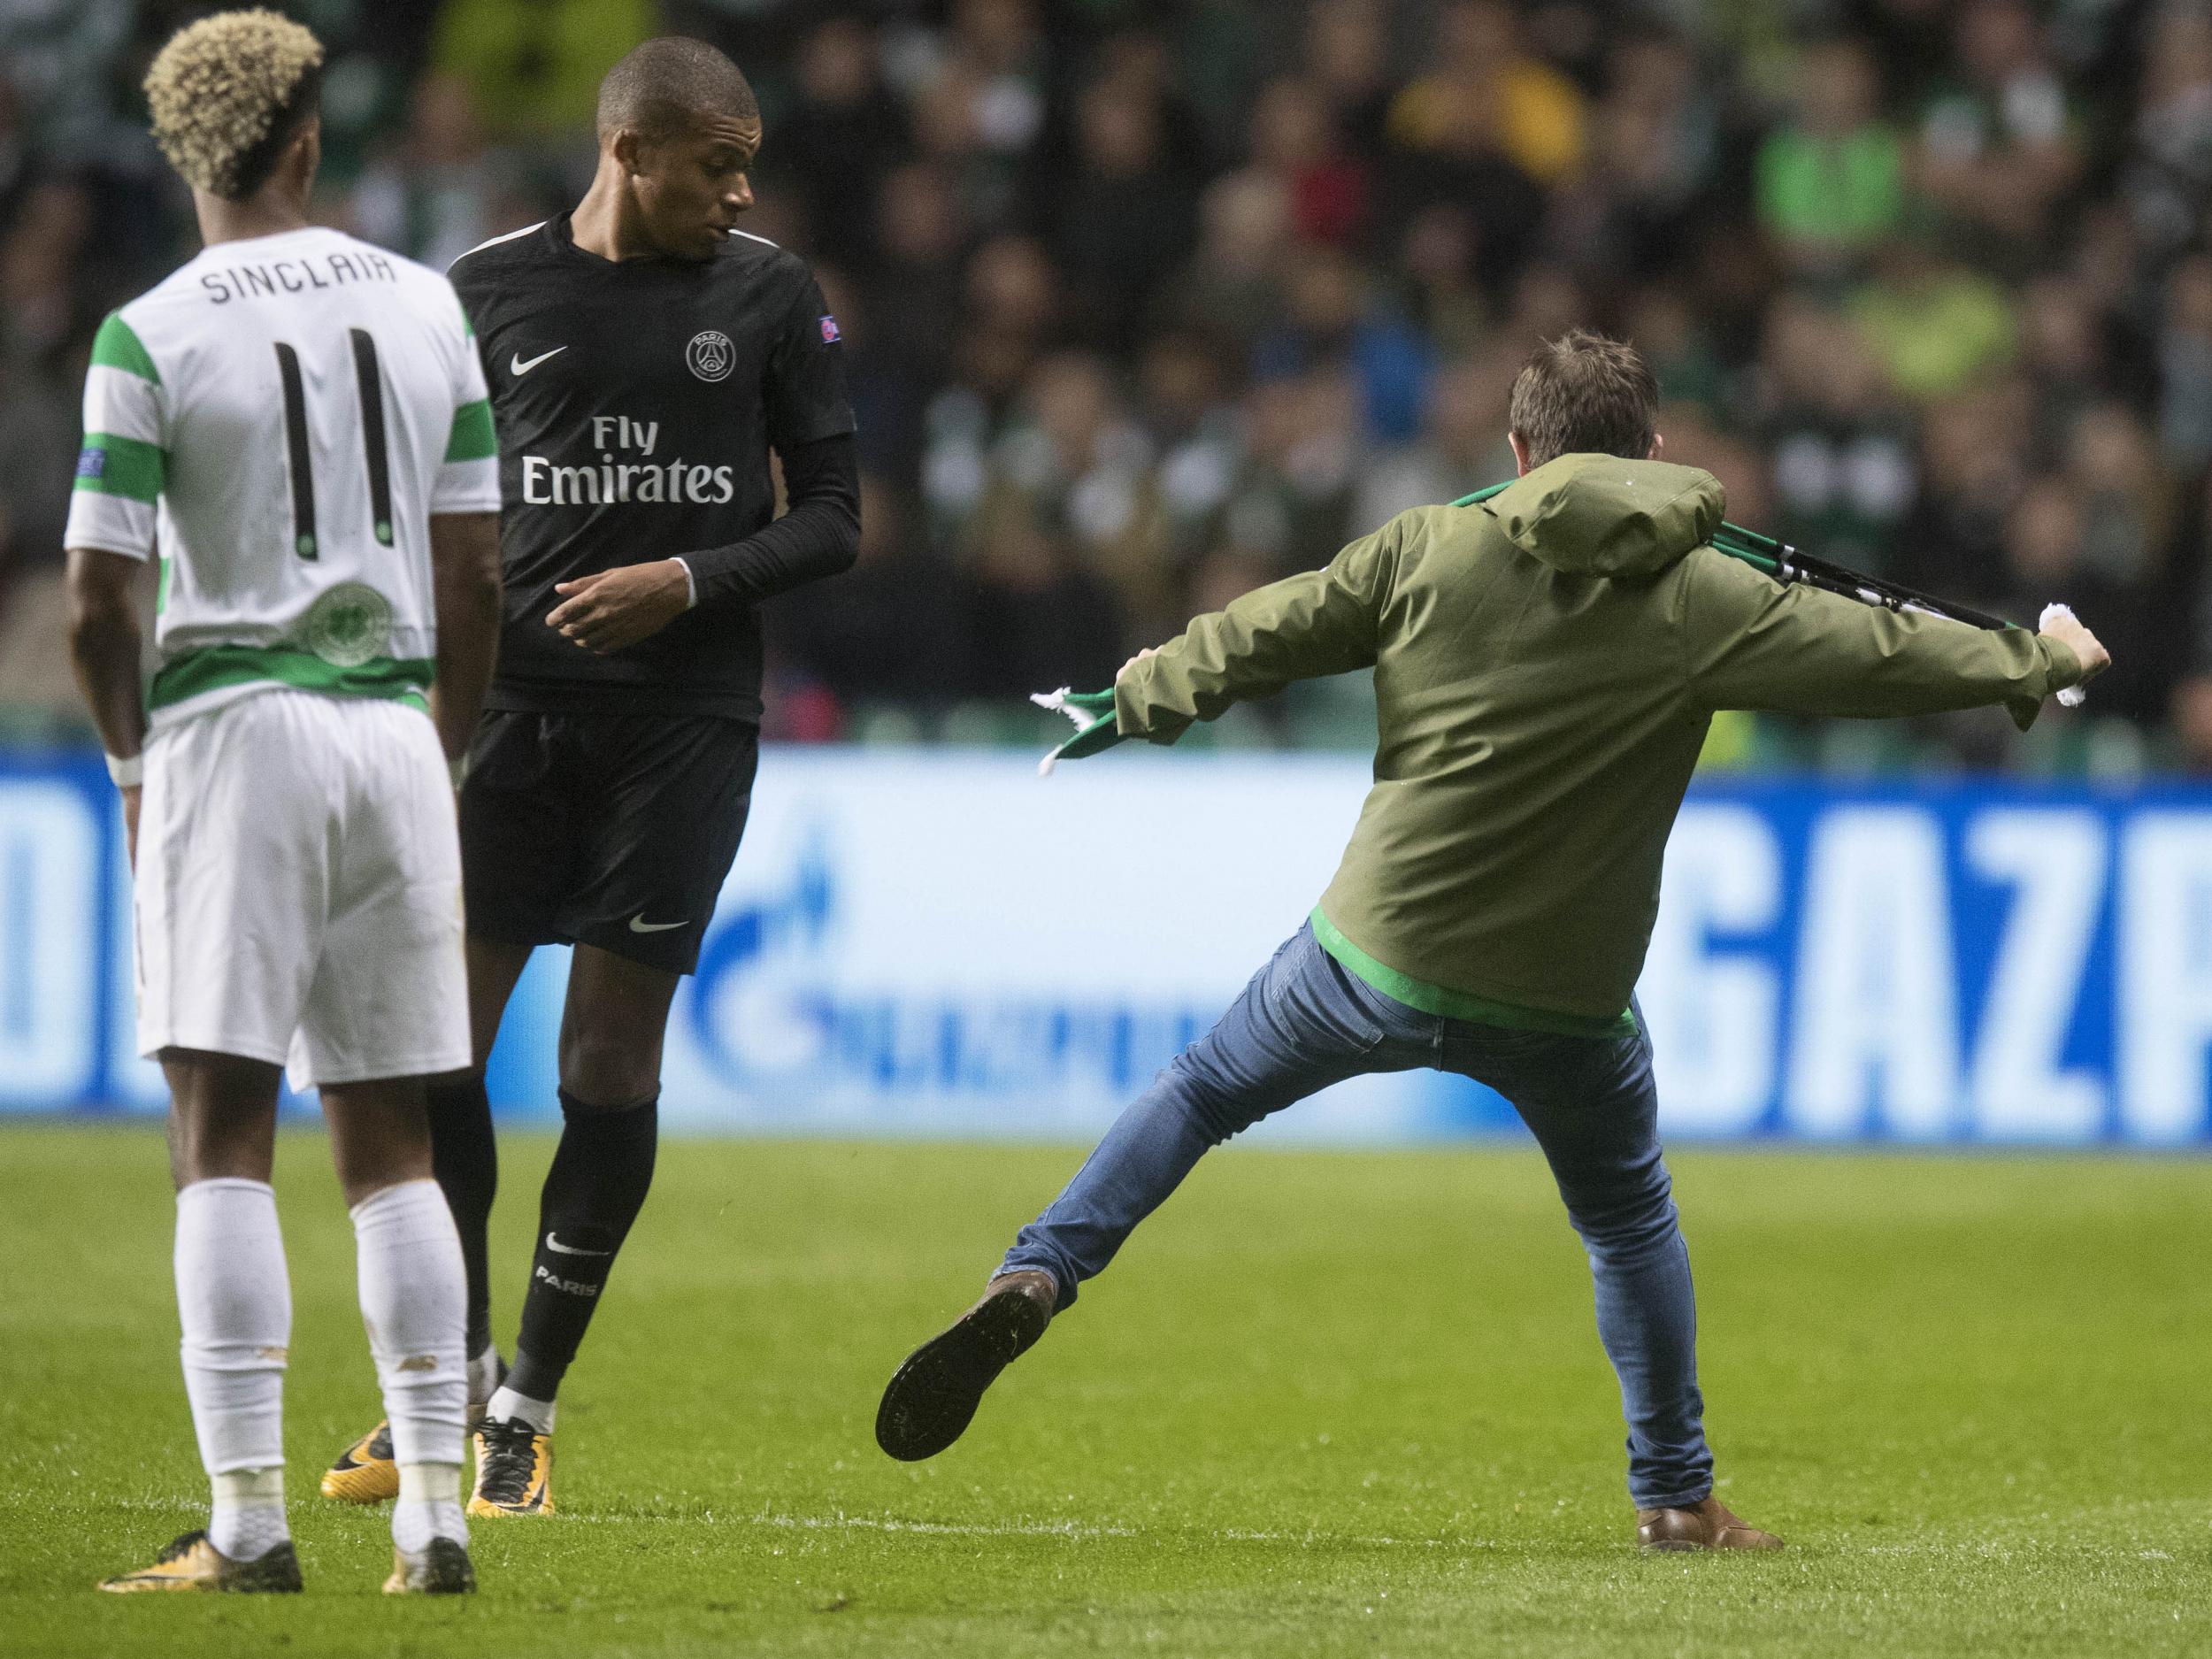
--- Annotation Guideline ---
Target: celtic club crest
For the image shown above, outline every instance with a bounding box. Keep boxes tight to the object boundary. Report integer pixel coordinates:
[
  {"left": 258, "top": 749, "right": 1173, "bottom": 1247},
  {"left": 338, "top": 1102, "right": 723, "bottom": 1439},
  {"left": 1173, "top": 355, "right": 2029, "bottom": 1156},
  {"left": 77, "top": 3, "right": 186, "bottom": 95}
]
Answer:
[
  {"left": 303, "top": 581, "right": 393, "bottom": 668},
  {"left": 687, "top": 329, "right": 735, "bottom": 382}
]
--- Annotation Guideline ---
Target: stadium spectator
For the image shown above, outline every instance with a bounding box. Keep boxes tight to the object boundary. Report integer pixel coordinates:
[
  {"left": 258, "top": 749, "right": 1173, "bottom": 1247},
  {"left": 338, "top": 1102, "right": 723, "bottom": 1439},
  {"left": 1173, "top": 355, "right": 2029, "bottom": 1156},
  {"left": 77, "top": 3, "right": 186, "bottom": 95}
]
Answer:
[
  {"left": 1757, "top": 296, "right": 1916, "bottom": 577},
  {"left": 1254, "top": 241, "right": 1432, "bottom": 443},
  {"left": 1352, "top": 350, "right": 1517, "bottom": 531},
  {"left": 1387, "top": 0, "right": 1586, "bottom": 188},
  {"left": 2157, "top": 254, "right": 2212, "bottom": 471},
  {"left": 767, "top": 475, "right": 972, "bottom": 727},
  {"left": 1913, "top": 0, "right": 2081, "bottom": 267},
  {"left": 1847, "top": 233, "right": 2019, "bottom": 403},
  {"left": 861, "top": 160, "right": 968, "bottom": 382},
  {"left": 1133, "top": 328, "right": 1240, "bottom": 563},
  {"left": 2122, "top": 4, "right": 2212, "bottom": 265},
  {"left": 1169, "top": 169, "right": 1294, "bottom": 349},
  {"left": 1248, "top": 76, "right": 1370, "bottom": 250},
  {"left": 349, "top": 73, "right": 509, "bottom": 271},
  {"left": 430, "top": 0, "right": 656, "bottom": 142},
  {"left": 1050, "top": 73, "right": 1196, "bottom": 355},
  {"left": 1755, "top": 37, "right": 1905, "bottom": 280},
  {"left": 962, "top": 486, "right": 1125, "bottom": 700},
  {"left": 1302, "top": 0, "right": 1397, "bottom": 163},
  {"left": 775, "top": 15, "right": 910, "bottom": 273},
  {"left": 1557, "top": 29, "right": 1715, "bottom": 283}
]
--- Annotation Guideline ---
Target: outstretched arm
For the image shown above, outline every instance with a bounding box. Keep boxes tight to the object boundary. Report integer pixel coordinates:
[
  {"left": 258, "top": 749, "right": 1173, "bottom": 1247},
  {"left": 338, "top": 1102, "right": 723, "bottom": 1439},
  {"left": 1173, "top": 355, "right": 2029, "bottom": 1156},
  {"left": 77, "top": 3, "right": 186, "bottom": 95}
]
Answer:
[
  {"left": 1115, "top": 512, "right": 1406, "bottom": 744},
  {"left": 1684, "top": 549, "right": 2102, "bottom": 730}
]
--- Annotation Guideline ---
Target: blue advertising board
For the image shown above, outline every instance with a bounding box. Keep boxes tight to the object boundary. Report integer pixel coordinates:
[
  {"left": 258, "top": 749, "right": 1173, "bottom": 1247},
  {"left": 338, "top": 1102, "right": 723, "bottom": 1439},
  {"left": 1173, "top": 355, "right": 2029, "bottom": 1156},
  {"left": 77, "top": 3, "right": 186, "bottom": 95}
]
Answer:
[{"left": 4, "top": 744, "right": 2210, "bottom": 1146}]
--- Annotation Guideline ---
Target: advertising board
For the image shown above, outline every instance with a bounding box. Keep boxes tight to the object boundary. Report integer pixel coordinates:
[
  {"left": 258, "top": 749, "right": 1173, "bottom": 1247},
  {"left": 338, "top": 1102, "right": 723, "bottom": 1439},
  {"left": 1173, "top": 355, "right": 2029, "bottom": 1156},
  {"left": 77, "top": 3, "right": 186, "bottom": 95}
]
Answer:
[{"left": 6, "top": 747, "right": 2209, "bottom": 1146}]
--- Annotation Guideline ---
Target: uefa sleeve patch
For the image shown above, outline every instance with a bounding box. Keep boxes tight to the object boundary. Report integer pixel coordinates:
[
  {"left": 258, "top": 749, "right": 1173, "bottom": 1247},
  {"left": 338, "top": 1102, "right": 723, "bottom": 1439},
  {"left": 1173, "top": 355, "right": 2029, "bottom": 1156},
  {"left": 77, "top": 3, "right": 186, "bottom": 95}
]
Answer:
[
  {"left": 819, "top": 315, "right": 841, "bottom": 343},
  {"left": 76, "top": 447, "right": 105, "bottom": 480}
]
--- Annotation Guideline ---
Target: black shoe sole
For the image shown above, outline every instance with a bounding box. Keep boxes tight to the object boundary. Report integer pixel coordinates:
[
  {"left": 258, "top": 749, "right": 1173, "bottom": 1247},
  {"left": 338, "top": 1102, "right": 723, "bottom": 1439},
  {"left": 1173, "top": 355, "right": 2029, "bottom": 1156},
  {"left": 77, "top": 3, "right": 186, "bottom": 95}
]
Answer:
[
  {"left": 414, "top": 1537, "right": 477, "bottom": 1594},
  {"left": 875, "top": 1287, "right": 1050, "bottom": 1462},
  {"left": 229, "top": 1545, "right": 305, "bottom": 1593},
  {"left": 235, "top": 1540, "right": 305, "bottom": 1593}
]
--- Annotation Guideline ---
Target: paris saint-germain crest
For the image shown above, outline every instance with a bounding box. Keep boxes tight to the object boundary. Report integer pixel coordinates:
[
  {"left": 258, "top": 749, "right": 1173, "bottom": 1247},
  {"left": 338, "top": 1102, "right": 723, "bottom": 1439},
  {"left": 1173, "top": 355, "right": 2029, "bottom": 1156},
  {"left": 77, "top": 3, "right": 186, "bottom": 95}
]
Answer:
[{"left": 686, "top": 329, "right": 735, "bottom": 382}]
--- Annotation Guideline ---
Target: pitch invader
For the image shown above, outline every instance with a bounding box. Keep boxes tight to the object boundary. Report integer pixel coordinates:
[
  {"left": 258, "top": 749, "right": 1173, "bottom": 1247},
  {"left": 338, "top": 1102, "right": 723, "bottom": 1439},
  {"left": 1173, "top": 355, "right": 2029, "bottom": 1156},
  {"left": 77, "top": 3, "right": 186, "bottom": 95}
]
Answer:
[
  {"left": 320, "top": 36, "right": 857, "bottom": 1518},
  {"left": 67, "top": 11, "right": 503, "bottom": 1594}
]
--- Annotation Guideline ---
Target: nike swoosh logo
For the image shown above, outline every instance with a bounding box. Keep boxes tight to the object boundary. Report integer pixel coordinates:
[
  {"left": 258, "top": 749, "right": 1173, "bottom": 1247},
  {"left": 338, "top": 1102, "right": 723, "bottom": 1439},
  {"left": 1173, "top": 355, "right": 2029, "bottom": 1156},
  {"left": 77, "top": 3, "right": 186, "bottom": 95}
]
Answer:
[
  {"left": 629, "top": 915, "right": 687, "bottom": 933},
  {"left": 545, "top": 1233, "right": 611, "bottom": 1257},
  {"left": 510, "top": 346, "right": 566, "bottom": 375}
]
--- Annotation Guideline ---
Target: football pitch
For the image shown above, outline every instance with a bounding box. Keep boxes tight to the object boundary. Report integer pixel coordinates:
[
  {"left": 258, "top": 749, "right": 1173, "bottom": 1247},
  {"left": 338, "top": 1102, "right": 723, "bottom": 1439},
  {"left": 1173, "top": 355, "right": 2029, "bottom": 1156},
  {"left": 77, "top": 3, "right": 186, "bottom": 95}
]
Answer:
[{"left": 3, "top": 1124, "right": 2209, "bottom": 1657}]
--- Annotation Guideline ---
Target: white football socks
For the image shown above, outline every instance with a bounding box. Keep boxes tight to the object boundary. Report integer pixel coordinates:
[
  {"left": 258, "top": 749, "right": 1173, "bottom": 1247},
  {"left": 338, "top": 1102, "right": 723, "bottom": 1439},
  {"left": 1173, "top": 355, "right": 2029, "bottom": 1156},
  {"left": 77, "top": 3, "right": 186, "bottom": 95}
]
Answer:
[
  {"left": 485, "top": 1384, "right": 556, "bottom": 1434},
  {"left": 466, "top": 1345, "right": 503, "bottom": 1418},
  {"left": 350, "top": 1180, "right": 469, "bottom": 1509},
  {"left": 393, "top": 1462, "right": 466, "bottom": 1554},
  {"left": 174, "top": 1179, "right": 291, "bottom": 1560},
  {"left": 211, "top": 1466, "right": 288, "bottom": 1561}
]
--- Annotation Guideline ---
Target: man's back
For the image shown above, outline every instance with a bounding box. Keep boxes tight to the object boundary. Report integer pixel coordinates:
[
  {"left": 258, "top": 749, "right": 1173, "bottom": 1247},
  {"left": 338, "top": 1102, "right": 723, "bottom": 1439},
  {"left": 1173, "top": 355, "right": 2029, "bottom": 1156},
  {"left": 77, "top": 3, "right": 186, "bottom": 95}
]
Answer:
[
  {"left": 1331, "top": 459, "right": 1725, "bottom": 1026},
  {"left": 1114, "top": 454, "right": 2085, "bottom": 1025},
  {"left": 68, "top": 226, "right": 495, "bottom": 731}
]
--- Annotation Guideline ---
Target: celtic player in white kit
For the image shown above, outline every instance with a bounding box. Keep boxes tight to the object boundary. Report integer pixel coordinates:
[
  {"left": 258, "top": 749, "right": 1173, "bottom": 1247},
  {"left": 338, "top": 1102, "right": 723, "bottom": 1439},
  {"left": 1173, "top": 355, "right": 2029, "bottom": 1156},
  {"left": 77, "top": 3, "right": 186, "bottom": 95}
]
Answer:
[{"left": 63, "top": 12, "right": 503, "bottom": 1596}]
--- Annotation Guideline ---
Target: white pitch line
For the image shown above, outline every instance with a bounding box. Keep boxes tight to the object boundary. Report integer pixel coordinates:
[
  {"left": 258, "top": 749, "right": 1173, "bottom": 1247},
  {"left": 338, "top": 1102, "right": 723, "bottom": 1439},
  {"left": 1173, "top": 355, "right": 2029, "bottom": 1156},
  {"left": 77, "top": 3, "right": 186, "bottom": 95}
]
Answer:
[
  {"left": 553, "top": 1510, "right": 1473, "bottom": 1549},
  {"left": 87, "top": 1495, "right": 2205, "bottom": 1559},
  {"left": 105, "top": 1498, "right": 1473, "bottom": 1551}
]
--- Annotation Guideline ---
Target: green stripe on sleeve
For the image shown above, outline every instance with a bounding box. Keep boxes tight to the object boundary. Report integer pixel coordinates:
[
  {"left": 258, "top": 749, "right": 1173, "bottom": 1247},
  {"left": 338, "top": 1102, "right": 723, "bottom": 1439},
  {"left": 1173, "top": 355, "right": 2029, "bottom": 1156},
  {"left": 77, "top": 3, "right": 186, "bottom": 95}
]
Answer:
[
  {"left": 1309, "top": 906, "right": 1638, "bottom": 1040},
  {"left": 148, "top": 645, "right": 434, "bottom": 713},
  {"left": 74, "top": 433, "right": 165, "bottom": 503},
  {"left": 90, "top": 313, "right": 160, "bottom": 384},
  {"left": 444, "top": 398, "right": 495, "bottom": 462}
]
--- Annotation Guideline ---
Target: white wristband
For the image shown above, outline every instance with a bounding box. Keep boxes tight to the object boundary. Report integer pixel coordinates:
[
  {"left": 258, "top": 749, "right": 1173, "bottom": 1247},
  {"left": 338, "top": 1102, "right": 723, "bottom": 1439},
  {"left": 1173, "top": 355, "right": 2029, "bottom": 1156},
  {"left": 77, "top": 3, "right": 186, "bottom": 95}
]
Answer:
[
  {"left": 105, "top": 751, "right": 142, "bottom": 788},
  {"left": 674, "top": 556, "right": 698, "bottom": 611}
]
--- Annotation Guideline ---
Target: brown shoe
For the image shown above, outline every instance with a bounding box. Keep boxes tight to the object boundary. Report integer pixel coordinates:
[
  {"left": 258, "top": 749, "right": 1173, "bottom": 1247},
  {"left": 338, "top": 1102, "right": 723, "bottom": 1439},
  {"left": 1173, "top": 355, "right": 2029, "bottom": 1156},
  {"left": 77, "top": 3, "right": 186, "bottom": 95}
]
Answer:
[
  {"left": 1635, "top": 1496, "right": 1784, "bottom": 1552},
  {"left": 876, "top": 1269, "right": 1057, "bottom": 1462}
]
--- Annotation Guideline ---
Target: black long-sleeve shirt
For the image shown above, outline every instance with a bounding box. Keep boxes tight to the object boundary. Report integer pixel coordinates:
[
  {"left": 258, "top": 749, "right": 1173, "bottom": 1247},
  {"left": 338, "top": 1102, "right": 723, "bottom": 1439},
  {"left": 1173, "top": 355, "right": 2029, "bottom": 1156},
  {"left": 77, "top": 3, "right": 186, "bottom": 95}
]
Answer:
[
  {"left": 685, "top": 432, "right": 858, "bottom": 611},
  {"left": 451, "top": 213, "right": 857, "bottom": 720}
]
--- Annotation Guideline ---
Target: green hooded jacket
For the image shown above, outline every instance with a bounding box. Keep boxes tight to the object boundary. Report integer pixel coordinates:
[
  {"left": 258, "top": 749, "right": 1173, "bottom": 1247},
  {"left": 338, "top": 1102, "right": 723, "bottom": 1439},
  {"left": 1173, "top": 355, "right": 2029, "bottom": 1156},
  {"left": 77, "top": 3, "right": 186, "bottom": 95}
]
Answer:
[{"left": 1114, "top": 454, "right": 2085, "bottom": 1034}]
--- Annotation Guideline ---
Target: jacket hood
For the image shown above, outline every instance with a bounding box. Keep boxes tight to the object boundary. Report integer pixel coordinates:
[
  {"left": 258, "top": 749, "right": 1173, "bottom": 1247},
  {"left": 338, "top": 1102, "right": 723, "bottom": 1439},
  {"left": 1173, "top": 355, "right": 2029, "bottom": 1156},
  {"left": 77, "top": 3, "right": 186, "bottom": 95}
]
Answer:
[{"left": 1480, "top": 455, "right": 1725, "bottom": 578}]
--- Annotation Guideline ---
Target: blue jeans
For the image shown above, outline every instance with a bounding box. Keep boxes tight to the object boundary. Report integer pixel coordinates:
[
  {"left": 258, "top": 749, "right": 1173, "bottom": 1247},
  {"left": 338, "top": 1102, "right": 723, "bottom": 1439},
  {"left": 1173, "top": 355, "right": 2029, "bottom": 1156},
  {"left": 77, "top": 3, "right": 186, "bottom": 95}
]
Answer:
[{"left": 1002, "top": 922, "right": 1712, "bottom": 1509}]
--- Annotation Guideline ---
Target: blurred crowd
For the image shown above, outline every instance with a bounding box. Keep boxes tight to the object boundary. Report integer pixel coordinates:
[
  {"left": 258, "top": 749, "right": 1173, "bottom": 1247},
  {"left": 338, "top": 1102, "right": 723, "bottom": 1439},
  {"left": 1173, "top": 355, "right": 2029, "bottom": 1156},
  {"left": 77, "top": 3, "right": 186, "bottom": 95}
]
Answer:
[{"left": 4, "top": 0, "right": 2212, "bottom": 770}]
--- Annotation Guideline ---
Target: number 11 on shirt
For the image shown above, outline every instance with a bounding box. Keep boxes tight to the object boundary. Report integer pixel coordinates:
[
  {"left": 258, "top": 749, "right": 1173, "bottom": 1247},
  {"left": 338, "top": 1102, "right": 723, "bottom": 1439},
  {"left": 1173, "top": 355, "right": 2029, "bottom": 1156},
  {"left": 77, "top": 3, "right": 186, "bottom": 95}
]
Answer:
[{"left": 274, "top": 326, "right": 396, "bottom": 560}]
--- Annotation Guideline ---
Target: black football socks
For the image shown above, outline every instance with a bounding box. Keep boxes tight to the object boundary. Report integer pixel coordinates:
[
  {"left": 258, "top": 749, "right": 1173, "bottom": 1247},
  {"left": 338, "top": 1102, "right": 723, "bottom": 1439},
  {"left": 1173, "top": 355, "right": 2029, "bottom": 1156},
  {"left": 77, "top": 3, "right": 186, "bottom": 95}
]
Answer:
[
  {"left": 425, "top": 1075, "right": 498, "bottom": 1359},
  {"left": 504, "top": 1088, "right": 658, "bottom": 1405}
]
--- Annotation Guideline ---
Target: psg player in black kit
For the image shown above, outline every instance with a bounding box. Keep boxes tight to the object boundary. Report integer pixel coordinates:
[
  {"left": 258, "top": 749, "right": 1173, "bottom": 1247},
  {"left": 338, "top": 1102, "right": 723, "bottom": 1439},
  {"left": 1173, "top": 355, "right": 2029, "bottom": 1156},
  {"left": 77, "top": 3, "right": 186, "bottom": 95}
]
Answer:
[{"left": 320, "top": 37, "right": 857, "bottom": 1517}]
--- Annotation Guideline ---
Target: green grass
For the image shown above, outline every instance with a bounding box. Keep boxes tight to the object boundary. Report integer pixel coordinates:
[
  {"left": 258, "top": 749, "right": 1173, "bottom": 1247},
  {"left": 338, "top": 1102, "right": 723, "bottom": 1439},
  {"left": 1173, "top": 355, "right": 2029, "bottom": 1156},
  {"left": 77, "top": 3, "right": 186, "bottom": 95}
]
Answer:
[{"left": 3, "top": 1125, "right": 2210, "bottom": 1656}]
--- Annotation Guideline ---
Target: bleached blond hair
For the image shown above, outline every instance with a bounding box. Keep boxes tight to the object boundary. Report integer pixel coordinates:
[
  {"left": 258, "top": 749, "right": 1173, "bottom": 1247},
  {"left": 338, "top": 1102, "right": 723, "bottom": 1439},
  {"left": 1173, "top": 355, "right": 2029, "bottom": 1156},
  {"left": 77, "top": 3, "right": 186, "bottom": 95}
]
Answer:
[{"left": 143, "top": 10, "right": 324, "bottom": 198}]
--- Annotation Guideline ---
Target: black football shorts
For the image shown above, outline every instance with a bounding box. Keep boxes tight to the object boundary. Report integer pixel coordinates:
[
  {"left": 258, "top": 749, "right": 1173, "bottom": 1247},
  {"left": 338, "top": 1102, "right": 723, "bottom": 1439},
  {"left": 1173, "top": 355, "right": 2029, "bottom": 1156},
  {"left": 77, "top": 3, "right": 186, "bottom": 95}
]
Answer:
[{"left": 458, "top": 710, "right": 759, "bottom": 975}]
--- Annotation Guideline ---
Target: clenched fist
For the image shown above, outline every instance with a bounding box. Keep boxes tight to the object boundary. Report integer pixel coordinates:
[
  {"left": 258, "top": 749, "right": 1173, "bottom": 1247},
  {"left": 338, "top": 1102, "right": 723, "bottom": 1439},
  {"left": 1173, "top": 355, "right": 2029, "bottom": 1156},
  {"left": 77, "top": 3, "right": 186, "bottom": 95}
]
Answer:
[{"left": 2038, "top": 609, "right": 2110, "bottom": 683}]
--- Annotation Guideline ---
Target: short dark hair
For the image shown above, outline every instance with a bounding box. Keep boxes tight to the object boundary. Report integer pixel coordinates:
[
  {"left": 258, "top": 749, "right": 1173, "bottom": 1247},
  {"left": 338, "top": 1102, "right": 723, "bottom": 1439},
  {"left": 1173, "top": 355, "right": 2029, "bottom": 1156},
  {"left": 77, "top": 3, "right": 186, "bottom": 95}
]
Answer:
[
  {"left": 597, "top": 36, "right": 758, "bottom": 143},
  {"left": 1507, "top": 329, "right": 1659, "bottom": 468}
]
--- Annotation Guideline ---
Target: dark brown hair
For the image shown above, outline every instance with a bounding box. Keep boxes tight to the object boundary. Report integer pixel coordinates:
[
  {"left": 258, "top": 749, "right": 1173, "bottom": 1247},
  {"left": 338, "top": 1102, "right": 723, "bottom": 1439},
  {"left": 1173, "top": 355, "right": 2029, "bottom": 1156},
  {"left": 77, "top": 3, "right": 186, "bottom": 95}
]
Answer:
[{"left": 1507, "top": 329, "right": 1660, "bottom": 468}]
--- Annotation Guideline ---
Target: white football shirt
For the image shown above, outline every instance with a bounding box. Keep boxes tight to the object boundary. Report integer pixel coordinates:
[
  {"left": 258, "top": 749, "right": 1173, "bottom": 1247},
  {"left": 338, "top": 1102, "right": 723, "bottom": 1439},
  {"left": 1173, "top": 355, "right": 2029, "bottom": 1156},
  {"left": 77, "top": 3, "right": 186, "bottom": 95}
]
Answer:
[{"left": 65, "top": 226, "right": 500, "bottom": 729}]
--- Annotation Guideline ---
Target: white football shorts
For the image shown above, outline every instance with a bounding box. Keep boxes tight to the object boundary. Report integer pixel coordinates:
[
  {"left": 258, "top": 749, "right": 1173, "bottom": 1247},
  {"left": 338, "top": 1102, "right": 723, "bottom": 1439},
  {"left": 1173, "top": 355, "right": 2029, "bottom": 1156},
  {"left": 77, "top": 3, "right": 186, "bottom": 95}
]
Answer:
[{"left": 134, "top": 687, "right": 470, "bottom": 1088}]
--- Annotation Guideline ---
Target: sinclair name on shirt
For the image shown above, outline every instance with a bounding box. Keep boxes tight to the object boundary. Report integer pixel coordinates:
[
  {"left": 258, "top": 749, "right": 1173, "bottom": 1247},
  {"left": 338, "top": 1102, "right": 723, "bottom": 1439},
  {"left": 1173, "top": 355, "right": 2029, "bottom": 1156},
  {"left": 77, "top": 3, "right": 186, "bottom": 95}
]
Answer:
[
  {"left": 518, "top": 414, "right": 737, "bottom": 508},
  {"left": 201, "top": 248, "right": 398, "bottom": 303}
]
